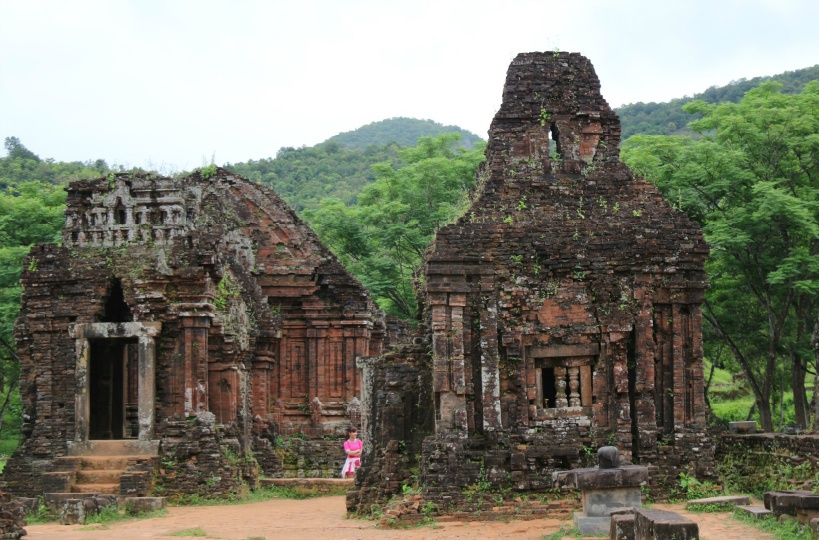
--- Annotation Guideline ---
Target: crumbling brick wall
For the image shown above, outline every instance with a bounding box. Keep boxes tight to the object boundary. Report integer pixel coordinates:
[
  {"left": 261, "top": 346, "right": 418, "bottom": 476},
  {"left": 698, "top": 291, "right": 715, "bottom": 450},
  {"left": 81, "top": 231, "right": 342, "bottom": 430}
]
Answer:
[
  {"left": 347, "top": 344, "right": 434, "bottom": 513},
  {"left": 3, "top": 169, "right": 384, "bottom": 497},
  {"left": 350, "top": 51, "right": 716, "bottom": 513},
  {"left": 715, "top": 433, "right": 819, "bottom": 494}
]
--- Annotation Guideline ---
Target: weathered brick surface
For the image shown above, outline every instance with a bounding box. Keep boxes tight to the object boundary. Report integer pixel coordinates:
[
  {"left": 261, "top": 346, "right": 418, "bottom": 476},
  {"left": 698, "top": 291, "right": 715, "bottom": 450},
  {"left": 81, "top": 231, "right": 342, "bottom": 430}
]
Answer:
[
  {"left": 0, "top": 491, "right": 26, "bottom": 539},
  {"left": 352, "top": 52, "right": 715, "bottom": 513},
  {"left": 3, "top": 169, "right": 385, "bottom": 497},
  {"left": 347, "top": 345, "right": 434, "bottom": 513}
]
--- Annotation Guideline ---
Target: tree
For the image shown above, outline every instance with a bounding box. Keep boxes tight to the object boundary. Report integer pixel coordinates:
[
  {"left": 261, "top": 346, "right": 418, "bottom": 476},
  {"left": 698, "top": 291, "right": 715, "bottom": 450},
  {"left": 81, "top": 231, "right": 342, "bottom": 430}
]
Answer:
[
  {"left": 621, "top": 81, "right": 819, "bottom": 431},
  {"left": 305, "top": 133, "right": 486, "bottom": 319}
]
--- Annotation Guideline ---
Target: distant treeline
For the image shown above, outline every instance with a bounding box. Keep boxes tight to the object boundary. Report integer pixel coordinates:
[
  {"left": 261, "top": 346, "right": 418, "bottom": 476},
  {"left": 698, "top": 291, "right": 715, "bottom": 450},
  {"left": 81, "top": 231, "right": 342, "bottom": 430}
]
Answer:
[{"left": 616, "top": 64, "right": 819, "bottom": 139}]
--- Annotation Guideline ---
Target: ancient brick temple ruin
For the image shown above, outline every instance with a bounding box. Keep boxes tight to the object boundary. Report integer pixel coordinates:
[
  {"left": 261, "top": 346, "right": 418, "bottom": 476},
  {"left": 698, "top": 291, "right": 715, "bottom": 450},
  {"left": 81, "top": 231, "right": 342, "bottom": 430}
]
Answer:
[
  {"left": 2, "top": 169, "right": 386, "bottom": 498},
  {"left": 350, "top": 52, "right": 717, "bottom": 513}
]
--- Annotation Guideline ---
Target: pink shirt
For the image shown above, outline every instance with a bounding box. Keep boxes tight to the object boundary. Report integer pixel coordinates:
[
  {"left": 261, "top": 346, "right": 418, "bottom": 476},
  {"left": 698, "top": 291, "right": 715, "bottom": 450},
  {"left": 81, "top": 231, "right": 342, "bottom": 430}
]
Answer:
[{"left": 344, "top": 439, "right": 362, "bottom": 454}]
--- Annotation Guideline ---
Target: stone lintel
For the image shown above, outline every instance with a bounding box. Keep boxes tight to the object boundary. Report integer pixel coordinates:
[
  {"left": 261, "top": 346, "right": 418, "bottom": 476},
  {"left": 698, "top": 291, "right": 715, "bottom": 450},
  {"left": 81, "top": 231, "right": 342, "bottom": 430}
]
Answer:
[
  {"left": 69, "top": 321, "right": 161, "bottom": 339},
  {"left": 529, "top": 343, "right": 599, "bottom": 358},
  {"left": 553, "top": 465, "right": 648, "bottom": 489}
]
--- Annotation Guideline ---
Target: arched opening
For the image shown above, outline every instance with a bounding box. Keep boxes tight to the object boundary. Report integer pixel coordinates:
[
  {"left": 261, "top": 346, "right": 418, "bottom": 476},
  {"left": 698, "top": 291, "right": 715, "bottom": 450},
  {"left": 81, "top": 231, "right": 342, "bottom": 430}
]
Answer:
[
  {"left": 100, "top": 279, "right": 132, "bottom": 323},
  {"left": 549, "top": 123, "right": 562, "bottom": 158},
  {"left": 113, "top": 198, "right": 128, "bottom": 225}
]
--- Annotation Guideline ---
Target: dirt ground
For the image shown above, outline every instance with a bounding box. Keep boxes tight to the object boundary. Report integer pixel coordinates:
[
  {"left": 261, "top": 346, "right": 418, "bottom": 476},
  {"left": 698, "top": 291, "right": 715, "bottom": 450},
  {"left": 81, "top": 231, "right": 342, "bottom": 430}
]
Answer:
[{"left": 25, "top": 497, "right": 773, "bottom": 540}]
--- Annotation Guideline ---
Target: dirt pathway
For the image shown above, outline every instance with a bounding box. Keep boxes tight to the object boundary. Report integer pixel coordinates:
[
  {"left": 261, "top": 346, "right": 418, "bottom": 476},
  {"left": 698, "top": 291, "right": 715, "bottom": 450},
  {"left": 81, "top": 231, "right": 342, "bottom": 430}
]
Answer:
[{"left": 24, "top": 497, "right": 773, "bottom": 540}]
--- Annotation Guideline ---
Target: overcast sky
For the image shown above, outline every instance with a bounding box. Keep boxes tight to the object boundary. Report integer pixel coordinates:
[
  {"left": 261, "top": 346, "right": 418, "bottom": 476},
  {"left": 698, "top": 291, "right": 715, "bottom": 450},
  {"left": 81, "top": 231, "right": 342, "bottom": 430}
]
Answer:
[{"left": 1, "top": 0, "right": 817, "bottom": 172}]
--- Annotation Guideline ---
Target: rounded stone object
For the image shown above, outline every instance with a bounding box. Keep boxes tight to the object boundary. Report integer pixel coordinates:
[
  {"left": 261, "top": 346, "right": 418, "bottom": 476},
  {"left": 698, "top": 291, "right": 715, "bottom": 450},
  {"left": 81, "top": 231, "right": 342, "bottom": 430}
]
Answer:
[{"left": 598, "top": 446, "right": 620, "bottom": 469}]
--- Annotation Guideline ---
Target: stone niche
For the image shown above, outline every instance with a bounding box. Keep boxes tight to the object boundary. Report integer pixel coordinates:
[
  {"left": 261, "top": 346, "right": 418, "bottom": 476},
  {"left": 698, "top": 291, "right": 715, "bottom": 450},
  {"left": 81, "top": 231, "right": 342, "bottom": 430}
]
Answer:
[
  {"left": 3, "top": 169, "right": 388, "bottom": 498},
  {"left": 351, "top": 52, "right": 717, "bottom": 514}
]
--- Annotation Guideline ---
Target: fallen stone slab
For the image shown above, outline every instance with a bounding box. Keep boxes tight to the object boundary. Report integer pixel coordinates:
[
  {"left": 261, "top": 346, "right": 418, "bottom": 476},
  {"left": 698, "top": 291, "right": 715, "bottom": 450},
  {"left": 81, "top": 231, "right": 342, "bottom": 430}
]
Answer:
[
  {"left": 124, "top": 497, "right": 166, "bottom": 514},
  {"left": 764, "top": 490, "right": 817, "bottom": 516},
  {"left": 58, "top": 494, "right": 118, "bottom": 525},
  {"left": 44, "top": 492, "right": 100, "bottom": 514},
  {"left": 736, "top": 505, "right": 772, "bottom": 519},
  {"left": 610, "top": 511, "right": 636, "bottom": 540},
  {"left": 634, "top": 507, "right": 699, "bottom": 540},
  {"left": 686, "top": 495, "right": 750, "bottom": 507}
]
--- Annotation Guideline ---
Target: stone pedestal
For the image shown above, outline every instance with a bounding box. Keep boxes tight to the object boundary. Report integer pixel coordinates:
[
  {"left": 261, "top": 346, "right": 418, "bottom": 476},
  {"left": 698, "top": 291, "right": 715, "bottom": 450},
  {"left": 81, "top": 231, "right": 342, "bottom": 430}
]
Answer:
[{"left": 553, "top": 446, "right": 648, "bottom": 535}]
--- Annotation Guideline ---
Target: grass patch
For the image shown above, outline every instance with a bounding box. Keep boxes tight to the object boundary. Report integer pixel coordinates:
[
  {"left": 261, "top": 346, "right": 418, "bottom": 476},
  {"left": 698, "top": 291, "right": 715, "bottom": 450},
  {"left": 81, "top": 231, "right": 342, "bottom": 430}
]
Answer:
[
  {"left": 25, "top": 501, "right": 55, "bottom": 525},
  {"left": 169, "top": 484, "right": 348, "bottom": 506},
  {"left": 27, "top": 501, "right": 167, "bottom": 526},
  {"left": 83, "top": 505, "right": 167, "bottom": 525},
  {"left": 0, "top": 437, "right": 18, "bottom": 456},
  {"left": 169, "top": 527, "right": 207, "bottom": 537},
  {"left": 542, "top": 523, "right": 583, "bottom": 540},
  {"left": 732, "top": 509, "right": 814, "bottom": 540}
]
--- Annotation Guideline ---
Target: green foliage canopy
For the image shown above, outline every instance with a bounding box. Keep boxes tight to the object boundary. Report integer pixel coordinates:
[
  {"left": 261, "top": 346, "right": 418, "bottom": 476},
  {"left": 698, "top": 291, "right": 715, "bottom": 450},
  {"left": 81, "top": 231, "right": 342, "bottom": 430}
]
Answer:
[
  {"left": 622, "top": 81, "right": 819, "bottom": 430},
  {"left": 305, "top": 133, "right": 486, "bottom": 319}
]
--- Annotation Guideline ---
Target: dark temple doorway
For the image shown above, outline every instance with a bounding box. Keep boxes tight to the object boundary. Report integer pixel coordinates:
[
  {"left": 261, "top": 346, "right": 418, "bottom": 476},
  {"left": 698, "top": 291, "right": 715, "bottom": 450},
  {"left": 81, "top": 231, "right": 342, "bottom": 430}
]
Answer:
[{"left": 89, "top": 338, "right": 138, "bottom": 440}]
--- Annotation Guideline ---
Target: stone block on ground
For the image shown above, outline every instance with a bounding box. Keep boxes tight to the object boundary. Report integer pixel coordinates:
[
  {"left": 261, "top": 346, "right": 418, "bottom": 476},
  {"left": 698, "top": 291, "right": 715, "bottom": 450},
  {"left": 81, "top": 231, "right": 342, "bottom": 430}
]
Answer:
[
  {"left": 765, "top": 490, "right": 816, "bottom": 516},
  {"left": 58, "top": 494, "right": 117, "bottom": 525},
  {"left": 728, "top": 421, "right": 757, "bottom": 434},
  {"left": 634, "top": 507, "right": 698, "bottom": 540},
  {"left": 45, "top": 492, "right": 98, "bottom": 514},
  {"left": 736, "top": 505, "right": 772, "bottom": 519},
  {"left": 610, "top": 511, "right": 636, "bottom": 540},
  {"left": 59, "top": 499, "right": 85, "bottom": 525},
  {"left": 810, "top": 517, "right": 818, "bottom": 537},
  {"left": 125, "top": 497, "right": 166, "bottom": 514}
]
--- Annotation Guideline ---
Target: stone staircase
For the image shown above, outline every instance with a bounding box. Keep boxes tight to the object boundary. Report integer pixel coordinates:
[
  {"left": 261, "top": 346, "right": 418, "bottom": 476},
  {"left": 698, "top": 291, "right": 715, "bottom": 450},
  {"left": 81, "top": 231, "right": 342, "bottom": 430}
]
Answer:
[
  {"left": 68, "top": 455, "right": 131, "bottom": 494},
  {"left": 44, "top": 440, "right": 159, "bottom": 499}
]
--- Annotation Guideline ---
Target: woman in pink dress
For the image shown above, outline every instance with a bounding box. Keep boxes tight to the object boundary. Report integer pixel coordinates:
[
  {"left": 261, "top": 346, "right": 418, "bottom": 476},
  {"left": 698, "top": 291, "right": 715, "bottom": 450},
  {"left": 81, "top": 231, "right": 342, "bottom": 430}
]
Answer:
[{"left": 340, "top": 426, "right": 362, "bottom": 478}]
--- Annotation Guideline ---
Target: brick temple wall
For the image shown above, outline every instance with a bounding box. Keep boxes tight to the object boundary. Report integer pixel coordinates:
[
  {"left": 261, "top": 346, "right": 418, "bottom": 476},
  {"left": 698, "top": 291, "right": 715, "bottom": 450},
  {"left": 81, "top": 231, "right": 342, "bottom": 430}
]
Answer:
[
  {"left": 3, "top": 169, "right": 384, "bottom": 497},
  {"left": 350, "top": 51, "right": 715, "bottom": 513}
]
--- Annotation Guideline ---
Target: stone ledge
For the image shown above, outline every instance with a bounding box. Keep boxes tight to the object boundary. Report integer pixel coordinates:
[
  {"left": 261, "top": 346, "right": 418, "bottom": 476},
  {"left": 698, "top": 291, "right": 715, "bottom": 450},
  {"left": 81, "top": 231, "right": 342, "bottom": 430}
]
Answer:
[
  {"left": 553, "top": 465, "right": 649, "bottom": 490},
  {"left": 261, "top": 478, "right": 354, "bottom": 487},
  {"left": 736, "top": 505, "right": 772, "bottom": 519},
  {"left": 686, "top": 495, "right": 750, "bottom": 507}
]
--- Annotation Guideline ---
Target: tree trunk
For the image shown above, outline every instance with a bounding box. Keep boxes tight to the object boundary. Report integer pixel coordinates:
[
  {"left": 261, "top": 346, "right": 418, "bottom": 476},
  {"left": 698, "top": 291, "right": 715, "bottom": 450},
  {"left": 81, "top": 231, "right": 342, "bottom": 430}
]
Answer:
[
  {"left": 0, "top": 384, "right": 14, "bottom": 436},
  {"left": 790, "top": 302, "right": 811, "bottom": 429},
  {"left": 792, "top": 352, "right": 808, "bottom": 429},
  {"left": 813, "top": 318, "right": 819, "bottom": 431}
]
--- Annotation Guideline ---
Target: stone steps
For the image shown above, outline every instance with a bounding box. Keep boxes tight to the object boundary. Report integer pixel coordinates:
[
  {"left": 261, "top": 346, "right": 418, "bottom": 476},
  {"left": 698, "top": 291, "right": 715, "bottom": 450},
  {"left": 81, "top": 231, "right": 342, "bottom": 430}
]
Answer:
[
  {"left": 62, "top": 456, "right": 133, "bottom": 470},
  {"left": 70, "top": 483, "right": 119, "bottom": 494},
  {"left": 75, "top": 469, "right": 124, "bottom": 484}
]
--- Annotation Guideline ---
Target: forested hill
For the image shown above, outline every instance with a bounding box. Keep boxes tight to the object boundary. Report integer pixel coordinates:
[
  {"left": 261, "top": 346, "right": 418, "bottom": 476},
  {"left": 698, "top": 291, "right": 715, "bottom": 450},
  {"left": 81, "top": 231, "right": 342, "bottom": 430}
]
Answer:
[
  {"left": 325, "top": 117, "right": 484, "bottom": 149},
  {"left": 226, "top": 141, "right": 403, "bottom": 213},
  {"left": 616, "top": 64, "right": 819, "bottom": 139}
]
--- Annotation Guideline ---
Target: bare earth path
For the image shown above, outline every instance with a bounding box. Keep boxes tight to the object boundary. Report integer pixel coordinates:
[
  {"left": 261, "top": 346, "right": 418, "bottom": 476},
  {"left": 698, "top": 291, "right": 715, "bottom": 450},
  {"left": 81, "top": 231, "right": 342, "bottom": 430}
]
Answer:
[{"left": 24, "top": 497, "right": 773, "bottom": 540}]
